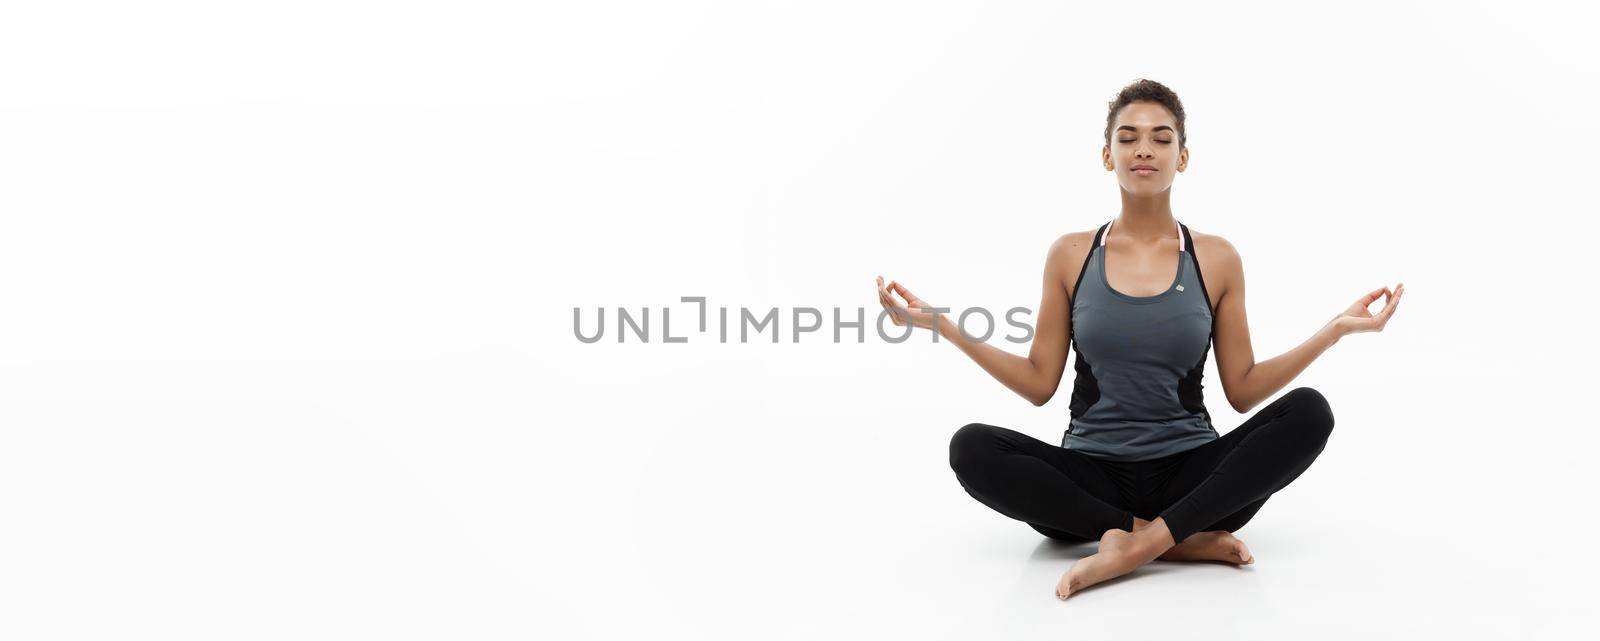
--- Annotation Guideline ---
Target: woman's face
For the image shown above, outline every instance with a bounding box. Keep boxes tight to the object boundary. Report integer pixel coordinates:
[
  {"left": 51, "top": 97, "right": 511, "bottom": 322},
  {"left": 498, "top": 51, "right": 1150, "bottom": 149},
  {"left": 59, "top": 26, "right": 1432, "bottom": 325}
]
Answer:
[{"left": 1103, "top": 101, "right": 1188, "bottom": 195}]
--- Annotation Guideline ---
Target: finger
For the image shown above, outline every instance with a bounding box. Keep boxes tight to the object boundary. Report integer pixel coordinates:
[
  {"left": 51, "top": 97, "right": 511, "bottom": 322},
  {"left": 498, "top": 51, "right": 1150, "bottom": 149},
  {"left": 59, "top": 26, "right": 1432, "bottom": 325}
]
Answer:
[
  {"left": 1370, "top": 287, "right": 1393, "bottom": 310},
  {"left": 883, "top": 287, "right": 908, "bottom": 314},
  {"left": 1371, "top": 303, "right": 1396, "bottom": 328},
  {"left": 888, "top": 281, "right": 915, "bottom": 308},
  {"left": 1379, "top": 293, "right": 1400, "bottom": 318},
  {"left": 1383, "top": 285, "right": 1402, "bottom": 308},
  {"left": 1356, "top": 288, "right": 1385, "bottom": 308},
  {"left": 891, "top": 281, "right": 921, "bottom": 305}
]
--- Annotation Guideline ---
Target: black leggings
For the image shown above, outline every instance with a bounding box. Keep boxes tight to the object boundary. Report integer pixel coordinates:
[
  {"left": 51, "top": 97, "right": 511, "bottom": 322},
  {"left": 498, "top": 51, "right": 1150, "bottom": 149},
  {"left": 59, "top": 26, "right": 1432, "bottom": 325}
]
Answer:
[{"left": 949, "top": 386, "right": 1335, "bottom": 544}]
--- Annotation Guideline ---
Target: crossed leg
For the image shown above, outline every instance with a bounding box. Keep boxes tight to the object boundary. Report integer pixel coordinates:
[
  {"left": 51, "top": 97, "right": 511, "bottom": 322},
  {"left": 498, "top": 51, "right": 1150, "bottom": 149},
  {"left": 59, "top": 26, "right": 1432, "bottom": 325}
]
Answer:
[
  {"left": 951, "top": 420, "right": 1267, "bottom": 572},
  {"left": 949, "top": 422, "right": 1136, "bottom": 542},
  {"left": 952, "top": 418, "right": 1276, "bottom": 557},
  {"left": 1055, "top": 387, "right": 1336, "bottom": 598},
  {"left": 1032, "top": 500, "right": 1264, "bottom": 563}
]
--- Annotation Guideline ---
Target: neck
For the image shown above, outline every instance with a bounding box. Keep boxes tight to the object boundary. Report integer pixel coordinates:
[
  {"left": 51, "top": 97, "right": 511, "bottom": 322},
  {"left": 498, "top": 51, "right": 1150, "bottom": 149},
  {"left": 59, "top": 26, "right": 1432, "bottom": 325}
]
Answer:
[{"left": 1114, "top": 189, "right": 1177, "bottom": 242}]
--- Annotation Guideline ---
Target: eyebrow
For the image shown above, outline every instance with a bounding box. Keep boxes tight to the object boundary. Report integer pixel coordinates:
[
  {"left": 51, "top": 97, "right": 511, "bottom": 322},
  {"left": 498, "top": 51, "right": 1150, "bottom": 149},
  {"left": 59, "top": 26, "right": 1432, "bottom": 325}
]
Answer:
[{"left": 1116, "top": 125, "right": 1175, "bottom": 134}]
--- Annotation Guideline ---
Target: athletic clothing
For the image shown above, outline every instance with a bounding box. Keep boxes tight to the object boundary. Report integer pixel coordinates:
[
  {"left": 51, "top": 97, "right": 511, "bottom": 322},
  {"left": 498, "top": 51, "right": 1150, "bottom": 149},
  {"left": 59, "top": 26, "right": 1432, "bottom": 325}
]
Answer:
[
  {"left": 951, "top": 386, "right": 1335, "bottom": 544},
  {"left": 947, "top": 219, "right": 1336, "bottom": 543},
  {"left": 1064, "top": 218, "right": 1218, "bottom": 461}
]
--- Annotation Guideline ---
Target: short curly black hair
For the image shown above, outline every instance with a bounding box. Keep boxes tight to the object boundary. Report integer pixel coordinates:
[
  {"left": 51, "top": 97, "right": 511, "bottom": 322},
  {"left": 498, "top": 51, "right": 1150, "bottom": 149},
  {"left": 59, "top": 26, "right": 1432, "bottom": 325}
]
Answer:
[{"left": 1104, "top": 79, "right": 1187, "bottom": 150}]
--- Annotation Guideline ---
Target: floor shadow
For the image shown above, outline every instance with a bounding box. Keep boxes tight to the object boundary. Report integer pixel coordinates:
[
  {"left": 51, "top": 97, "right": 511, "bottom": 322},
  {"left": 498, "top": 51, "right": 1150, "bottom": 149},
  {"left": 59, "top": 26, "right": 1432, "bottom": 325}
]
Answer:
[{"left": 1024, "top": 536, "right": 1096, "bottom": 563}]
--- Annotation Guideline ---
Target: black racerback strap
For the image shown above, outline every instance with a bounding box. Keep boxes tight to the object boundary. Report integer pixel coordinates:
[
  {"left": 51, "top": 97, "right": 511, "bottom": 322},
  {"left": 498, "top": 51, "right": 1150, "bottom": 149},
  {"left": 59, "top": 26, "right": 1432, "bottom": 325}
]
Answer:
[
  {"left": 1179, "top": 222, "right": 1215, "bottom": 319},
  {"left": 1070, "top": 221, "right": 1113, "bottom": 309}
]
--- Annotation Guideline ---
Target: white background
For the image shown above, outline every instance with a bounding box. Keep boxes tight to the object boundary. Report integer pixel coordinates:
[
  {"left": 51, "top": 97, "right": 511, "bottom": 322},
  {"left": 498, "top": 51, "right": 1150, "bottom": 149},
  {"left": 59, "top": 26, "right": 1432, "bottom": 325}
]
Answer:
[{"left": 2, "top": 1, "right": 1596, "bottom": 639}]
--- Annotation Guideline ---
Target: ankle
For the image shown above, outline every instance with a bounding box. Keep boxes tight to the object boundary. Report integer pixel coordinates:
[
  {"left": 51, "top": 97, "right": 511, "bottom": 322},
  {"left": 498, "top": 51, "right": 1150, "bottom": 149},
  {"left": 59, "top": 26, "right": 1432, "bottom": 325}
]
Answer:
[{"left": 1133, "top": 517, "right": 1177, "bottom": 551}]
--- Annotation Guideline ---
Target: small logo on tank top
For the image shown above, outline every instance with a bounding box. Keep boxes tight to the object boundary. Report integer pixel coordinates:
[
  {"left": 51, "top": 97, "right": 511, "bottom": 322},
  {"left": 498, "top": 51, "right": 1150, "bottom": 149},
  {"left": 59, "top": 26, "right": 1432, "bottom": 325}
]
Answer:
[{"left": 1175, "top": 284, "right": 1185, "bottom": 292}]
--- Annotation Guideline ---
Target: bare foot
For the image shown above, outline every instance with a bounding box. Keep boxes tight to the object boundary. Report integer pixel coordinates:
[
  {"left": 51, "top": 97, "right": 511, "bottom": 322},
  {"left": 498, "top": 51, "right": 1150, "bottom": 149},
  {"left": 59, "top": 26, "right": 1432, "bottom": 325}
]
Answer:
[
  {"left": 1158, "top": 530, "right": 1254, "bottom": 565},
  {"left": 1054, "top": 524, "right": 1172, "bottom": 600}
]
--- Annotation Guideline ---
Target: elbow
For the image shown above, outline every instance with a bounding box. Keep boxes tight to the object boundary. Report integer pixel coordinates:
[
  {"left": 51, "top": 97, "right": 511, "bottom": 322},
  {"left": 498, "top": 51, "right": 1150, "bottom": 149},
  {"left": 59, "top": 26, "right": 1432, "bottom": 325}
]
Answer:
[
  {"left": 1224, "top": 392, "right": 1251, "bottom": 414},
  {"left": 1029, "top": 383, "right": 1061, "bottom": 407},
  {"left": 1025, "top": 366, "right": 1064, "bottom": 407}
]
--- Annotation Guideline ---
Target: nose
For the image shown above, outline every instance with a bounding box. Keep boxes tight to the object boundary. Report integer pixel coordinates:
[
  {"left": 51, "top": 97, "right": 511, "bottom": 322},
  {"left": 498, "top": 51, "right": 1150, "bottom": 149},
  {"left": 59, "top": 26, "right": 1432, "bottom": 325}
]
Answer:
[{"left": 1135, "top": 142, "right": 1155, "bottom": 160}]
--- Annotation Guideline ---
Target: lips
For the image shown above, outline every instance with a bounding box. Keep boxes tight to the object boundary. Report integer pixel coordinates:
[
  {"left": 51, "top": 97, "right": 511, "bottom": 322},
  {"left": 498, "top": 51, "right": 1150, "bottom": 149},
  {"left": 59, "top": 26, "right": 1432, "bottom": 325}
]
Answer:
[{"left": 1132, "top": 165, "right": 1158, "bottom": 176}]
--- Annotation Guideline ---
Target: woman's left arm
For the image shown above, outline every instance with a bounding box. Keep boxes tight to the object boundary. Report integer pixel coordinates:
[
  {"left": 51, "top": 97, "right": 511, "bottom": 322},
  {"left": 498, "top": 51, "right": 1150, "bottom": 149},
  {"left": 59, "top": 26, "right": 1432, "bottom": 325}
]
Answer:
[{"left": 1208, "top": 236, "right": 1404, "bottom": 414}]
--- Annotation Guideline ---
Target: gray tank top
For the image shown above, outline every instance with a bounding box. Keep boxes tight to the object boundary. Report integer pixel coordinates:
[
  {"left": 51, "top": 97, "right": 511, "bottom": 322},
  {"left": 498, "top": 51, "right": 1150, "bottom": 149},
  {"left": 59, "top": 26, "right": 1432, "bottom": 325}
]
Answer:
[{"left": 1062, "top": 218, "right": 1218, "bottom": 461}]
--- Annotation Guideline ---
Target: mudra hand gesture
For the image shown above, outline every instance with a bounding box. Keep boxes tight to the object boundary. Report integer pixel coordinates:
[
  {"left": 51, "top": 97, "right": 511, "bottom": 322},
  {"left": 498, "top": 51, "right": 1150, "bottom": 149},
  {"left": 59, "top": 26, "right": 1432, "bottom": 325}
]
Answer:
[
  {"left": 1329, "top": 282, "right": 1405, "bottom": 337},
  {"left": 877, "top": 275, "right": 941, "bottom": 331}
]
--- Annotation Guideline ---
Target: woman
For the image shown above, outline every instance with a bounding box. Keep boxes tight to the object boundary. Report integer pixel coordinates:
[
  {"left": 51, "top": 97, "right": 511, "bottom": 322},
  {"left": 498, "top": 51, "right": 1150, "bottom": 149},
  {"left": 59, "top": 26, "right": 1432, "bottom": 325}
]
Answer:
[{"left": 873, "top": 79, "right": 1403, "bottom": 600}]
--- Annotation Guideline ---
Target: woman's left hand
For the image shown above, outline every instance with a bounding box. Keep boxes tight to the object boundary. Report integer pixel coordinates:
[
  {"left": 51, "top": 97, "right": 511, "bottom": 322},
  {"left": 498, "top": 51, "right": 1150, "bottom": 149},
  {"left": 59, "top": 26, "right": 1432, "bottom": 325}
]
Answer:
[{"left": 1329, "top": 282, "right": 1404, "bottom": 338}]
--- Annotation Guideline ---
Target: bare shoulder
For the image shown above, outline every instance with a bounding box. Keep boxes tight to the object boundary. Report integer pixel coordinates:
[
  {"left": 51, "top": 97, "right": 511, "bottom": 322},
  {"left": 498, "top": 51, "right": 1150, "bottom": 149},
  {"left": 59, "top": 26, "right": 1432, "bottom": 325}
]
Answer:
[
  {"left": 1049, "top": 229, "right": 1099, "bottom": 299},
  {"left": 1048, "top": 229, "right": 1097, "bottom": 260},
  {"left": 1190, "top": 229, "right": 1243, "bottom": 298},
  {"left": 1190, "top": 229, "right": 1241, "bottom": 265}
]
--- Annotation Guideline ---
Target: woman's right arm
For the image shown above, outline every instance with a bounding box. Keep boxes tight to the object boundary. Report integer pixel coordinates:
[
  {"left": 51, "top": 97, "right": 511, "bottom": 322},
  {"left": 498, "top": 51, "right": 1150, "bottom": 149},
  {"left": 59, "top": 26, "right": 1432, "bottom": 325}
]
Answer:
[{"left": 877, "top": 233, "right": 1082, "bottom": 406}]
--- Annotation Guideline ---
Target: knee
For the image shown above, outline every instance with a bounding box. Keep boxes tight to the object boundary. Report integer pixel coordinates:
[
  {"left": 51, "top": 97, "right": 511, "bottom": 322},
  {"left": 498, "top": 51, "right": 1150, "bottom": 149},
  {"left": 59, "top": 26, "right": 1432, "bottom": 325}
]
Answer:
[
  {"left": 1284, "top": 386, "right": 1335, "bottom": 443},
  {"left": 949, "top": 423, "right": 996, "bottom": 476}
]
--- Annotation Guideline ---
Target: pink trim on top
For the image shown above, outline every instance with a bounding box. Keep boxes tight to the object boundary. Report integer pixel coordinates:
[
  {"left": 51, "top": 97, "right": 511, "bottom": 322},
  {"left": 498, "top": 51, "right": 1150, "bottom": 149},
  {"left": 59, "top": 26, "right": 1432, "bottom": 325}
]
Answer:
[{"left": 1101, "top": 219, "right": 1185, "bottom": 252}]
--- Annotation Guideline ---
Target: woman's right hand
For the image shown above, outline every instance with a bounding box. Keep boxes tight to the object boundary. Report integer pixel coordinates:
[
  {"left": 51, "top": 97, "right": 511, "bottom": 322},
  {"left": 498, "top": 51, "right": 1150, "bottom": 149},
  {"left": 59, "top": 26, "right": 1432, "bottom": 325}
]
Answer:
[{"left": 876, "top": 275, "right": 942, "bottom": 331}]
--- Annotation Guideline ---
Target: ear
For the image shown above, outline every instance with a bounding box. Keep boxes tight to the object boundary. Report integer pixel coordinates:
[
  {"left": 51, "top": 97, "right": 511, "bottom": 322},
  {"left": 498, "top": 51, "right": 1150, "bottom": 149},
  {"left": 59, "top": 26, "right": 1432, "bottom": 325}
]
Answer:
[
  {"left": 1102, "top": 145, "right": 1112, "bottom": 170},
  {"left": 1177, "top": 146, "right": 1189, "bottom": 172}
]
